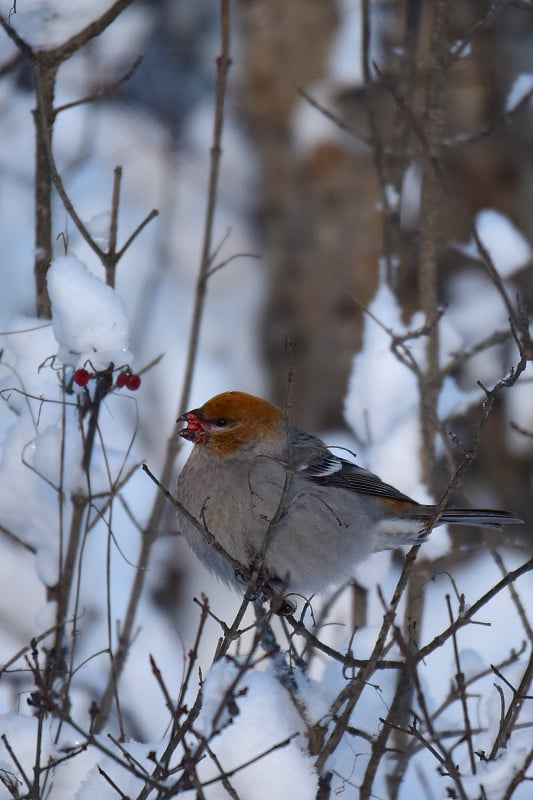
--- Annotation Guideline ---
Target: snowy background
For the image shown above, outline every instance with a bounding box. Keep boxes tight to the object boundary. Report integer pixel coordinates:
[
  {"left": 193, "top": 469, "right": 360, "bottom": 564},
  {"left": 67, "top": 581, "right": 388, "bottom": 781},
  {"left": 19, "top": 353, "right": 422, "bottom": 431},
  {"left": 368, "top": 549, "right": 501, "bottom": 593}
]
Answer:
[{"left": 0, "top": 1, "right": 532, "bottom": 798}]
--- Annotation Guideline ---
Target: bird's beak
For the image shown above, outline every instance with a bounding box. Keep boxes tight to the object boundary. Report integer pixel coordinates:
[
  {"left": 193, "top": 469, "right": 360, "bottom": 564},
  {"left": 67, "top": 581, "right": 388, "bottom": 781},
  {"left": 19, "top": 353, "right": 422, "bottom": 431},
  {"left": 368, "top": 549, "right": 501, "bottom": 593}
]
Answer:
[{"left": 177, "top": 410, "right": 206, "bottom": 444}]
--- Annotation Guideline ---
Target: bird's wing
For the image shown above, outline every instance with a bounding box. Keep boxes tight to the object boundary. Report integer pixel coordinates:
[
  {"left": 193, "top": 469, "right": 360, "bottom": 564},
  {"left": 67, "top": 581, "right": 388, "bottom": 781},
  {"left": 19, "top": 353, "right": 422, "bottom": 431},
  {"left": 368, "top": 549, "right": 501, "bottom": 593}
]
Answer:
[
  {"left": 289, "top": 428, "right": 416, "bottom": 505},
  {"left": 286, "top": 430, "right": 523, "bottom": 527}
]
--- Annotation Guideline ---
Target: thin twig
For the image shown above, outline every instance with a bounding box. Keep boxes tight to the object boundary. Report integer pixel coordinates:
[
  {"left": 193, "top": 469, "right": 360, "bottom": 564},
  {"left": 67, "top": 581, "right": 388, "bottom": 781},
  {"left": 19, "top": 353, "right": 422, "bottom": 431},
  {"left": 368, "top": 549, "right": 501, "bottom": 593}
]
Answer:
[
  {"left": 446, "top": 594, "right": 476, "bottom": 774},
  {"left": 115, "top": 208, "right": 159, "bottom": 259},
  {"left": 199, "top": 734, "right": 297, "bottom": 788},
  {"left": 502, "top": 745, "right": 533, "bottom": 800},
  {"left": 96, "top": 0, "right": 233, "bottom": 736},
  {"left": 284, "top": 614, "right": 402, "bottom": 671},
  {"left": 177, "top": 0, "right": 232, "bottom": 418},
  {"left": 296, "top": 86, "right": 371, "bottom": 146},
  {"left": 487, "top": 545, "right": 533, "bottom": 643},
  {"left": 417, "top": 557, "right": 533, "bottom": 663},
  {"left": 54, "top": 56, "right": 143, "bottom": 115},
  {"left": 489, "top": 650, "right": 533, "bottom": 758},
  {"left": 315, "top": 544, "right": 422, "bottom": 773},
  {"left": 361, "top": 0, "right": 396, "bottom": 283},
  {"left": 1, "top": 734, "right": 33, "bottom": 793}
]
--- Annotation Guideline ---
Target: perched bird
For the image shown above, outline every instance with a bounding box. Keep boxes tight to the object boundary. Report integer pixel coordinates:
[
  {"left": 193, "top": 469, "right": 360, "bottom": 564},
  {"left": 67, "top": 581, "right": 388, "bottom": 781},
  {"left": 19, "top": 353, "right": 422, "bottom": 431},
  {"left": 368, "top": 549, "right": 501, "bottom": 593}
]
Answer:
[{"left": 176, "top": 391, "right": 522, "bottom": 597}]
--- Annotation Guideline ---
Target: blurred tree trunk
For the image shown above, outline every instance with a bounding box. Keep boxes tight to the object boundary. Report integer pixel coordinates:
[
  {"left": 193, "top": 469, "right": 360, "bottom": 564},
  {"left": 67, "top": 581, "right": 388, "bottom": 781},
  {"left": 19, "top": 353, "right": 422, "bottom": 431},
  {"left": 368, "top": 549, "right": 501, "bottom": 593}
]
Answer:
[{"left": 238, "top": 0, "right": 381, "bottom": 429}]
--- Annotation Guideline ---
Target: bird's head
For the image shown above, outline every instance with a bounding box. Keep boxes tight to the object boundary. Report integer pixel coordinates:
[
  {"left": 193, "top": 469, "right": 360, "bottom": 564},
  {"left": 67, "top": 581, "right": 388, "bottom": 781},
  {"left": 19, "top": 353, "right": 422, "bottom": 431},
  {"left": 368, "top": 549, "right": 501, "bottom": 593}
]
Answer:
[{"left": 177, "top": 391, "right": 285, "bottom": 457}]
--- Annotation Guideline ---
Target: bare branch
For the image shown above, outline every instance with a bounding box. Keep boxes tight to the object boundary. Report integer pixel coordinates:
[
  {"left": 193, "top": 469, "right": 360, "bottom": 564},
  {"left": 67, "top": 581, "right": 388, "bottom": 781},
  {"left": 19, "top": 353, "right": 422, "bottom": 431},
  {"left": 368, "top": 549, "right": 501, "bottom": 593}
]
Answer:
[
  {"left": 489, "top": 650, "right": 533, "bottom": 758},
  {"left": 177, "top": 0, "right": 232, "bottom": 419},
  {"left": 417, "top": 557, "right": 533, "bottom": 663},
  {"left": 446, "top": 594, "right": 476, "bottom": 773},
  {"left": 54, "top": 56, "right": 143, "bottom": 115}
]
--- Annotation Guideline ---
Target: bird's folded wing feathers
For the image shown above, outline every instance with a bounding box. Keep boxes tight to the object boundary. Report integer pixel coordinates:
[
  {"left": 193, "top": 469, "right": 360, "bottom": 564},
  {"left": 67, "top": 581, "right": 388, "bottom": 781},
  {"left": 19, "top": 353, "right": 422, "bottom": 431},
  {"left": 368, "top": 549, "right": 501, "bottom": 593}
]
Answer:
[
  {"left": 289, "top": 429, "right": 524, "bottom": 526},
  {"left": 290, "top": 428, "right": 415, "bottom": 504}
]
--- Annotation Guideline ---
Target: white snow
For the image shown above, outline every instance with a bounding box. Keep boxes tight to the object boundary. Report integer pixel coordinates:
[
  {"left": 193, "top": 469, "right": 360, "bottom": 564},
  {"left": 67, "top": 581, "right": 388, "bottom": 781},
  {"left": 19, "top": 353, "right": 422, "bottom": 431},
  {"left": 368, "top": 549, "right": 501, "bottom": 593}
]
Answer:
[
  {"left": 0, "top": 0, "right": 129, "bottom": 49},
  {"left": 0, "top": 714, "right": 58, "bottom": 794},
  {"left": 194, "top": 660, "right": 318, "bottom": 798},
  {"left": 505, "top": 360, "right": 533, "bottom": 455},
  {"left": 344, "top": 282, "right": 424, "bottom": 494},
  {"left": 505, "top": 72, "right": 533, "bottom": 111},
  {"left": 399, "top": 160, "right": 422, "bottom": 230},
  {"left": 47, "top": 254, "right": 133, "bottom": 370},
  {"left": 457, "top": 208, "right": 531, "bottom": 278},
  {"left": 84, "top": 211, "right": 112, "bottom": 247},
  {"left": 291, "top": 81, "right": 355, "bottom": 155},
  {"left": 437, "top": 374, "right": 482, "bottom": 419},
  {"left": 328, "top": 1, "right": 364, "bottom": 87},
  {"left": 450, "top": 39, "right": 472, "bottom": 60}
]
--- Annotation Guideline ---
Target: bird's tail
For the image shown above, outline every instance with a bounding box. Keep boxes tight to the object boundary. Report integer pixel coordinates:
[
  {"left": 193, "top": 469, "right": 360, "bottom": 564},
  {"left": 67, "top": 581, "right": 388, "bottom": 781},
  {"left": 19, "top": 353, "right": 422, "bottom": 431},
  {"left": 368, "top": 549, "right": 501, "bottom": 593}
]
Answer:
[{"left": 414, "top": 506, "right": 523, "bottom": 530}]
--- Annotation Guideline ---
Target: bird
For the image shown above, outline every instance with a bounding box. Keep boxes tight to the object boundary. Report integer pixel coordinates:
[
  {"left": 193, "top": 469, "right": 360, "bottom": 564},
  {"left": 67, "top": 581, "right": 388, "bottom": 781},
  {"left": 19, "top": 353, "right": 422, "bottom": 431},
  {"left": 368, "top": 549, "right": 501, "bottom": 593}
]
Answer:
[{"left": 175, "top": 391, "right": 522, "bottom": 599}]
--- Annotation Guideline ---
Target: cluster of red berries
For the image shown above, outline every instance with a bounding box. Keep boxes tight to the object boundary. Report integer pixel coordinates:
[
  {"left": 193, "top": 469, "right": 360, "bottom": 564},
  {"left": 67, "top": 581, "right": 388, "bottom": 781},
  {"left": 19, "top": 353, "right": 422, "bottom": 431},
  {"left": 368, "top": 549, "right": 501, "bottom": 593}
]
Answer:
[
  {"left": 116, "top": 372, "right": 141, "bottom": 390},
  {"left": 72, "top": 368, "right": 141, "bottom": 390}
]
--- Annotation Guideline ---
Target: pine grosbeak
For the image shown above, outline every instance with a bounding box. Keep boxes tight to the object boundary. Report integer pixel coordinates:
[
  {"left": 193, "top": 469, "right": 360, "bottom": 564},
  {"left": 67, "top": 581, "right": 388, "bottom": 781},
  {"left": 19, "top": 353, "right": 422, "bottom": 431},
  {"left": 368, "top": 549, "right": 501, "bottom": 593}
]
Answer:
[{"left": 176, "top": 391, "right": 522, "bottom": 597}]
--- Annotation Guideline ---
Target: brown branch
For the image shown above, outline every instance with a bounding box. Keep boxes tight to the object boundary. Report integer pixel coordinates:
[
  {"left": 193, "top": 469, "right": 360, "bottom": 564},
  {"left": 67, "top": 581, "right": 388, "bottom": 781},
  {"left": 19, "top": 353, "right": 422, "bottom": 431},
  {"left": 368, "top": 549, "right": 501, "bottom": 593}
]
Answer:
[
  {"left": 0, "top": 50, "right": 23, "bottom": 78},
  {"left": 33, "top": 59, "right": 57, "bottom": 318},
  {"left": 1, "top": 1, "right": 137, "bottom": 316},
  {"left": 115, "top": 208, "right": 159, "bottom": 260},
  {"left": 417, "top": 557, "right": 533, "bottom": 663},
  {"left": 202, "top": 742, "right": 241, "bottom": 800},
  {"left": 37, "top": 0, "right": 136, "bottom": 66},
  {"left": 296, "top": 87, "right": 372, "bottom": 147},
  {"left": 359, "top": 665, "right": 412, "bottom": 800},
  {"left": 361, "top": 0, "right": 396, "bottom": 284},
  {"left": 0, "top": 14, "right": 34, "bottom": 59},
  {"left": 384, "top": 560, "right": 431, "bottom": 799},
  {"left": 284, "top": 614, "right": 403, "bottom": 671},
  {"left": 429, "top": 642, "right": 527, "bottom": 726},
  {"left": 390, "top": 626, "right": 470, "bottom": 800},
  {"left": 93, "top": 3, "right": 232, "bottom": 725},
  {"left": 0, "top": 625, "right": 63, "bottom": 678},
  {"left": 487, "top": 545, "right": 533, "bottom": 643},
  {"left": 446, "top": 594, "right": 476, "bottom": 774},
  {"left": 443, "top": 83, "right": 533, "bottom": 147},
  {"left": 416, "top": 0, "right": 449, "bottom": 485},
  {"left": 199, "top": 734, "right": 297, "bottom": 789},
  {"left": 441, "top": 329, "right": 512, "bottom": 378},
  {"left": 489, "top": 650, "right": 533, "bottom": 759},
  {"left": 94, "top": 0, "right": 234, "bottom": 734},
  {"left": 105, "top": 166, "right": 122, "bottom": 287},
  {"left": 315, "top": 544, "right": 422, "bottom": 773},
  {"left": 0, "top": 522, "right": 36, "bottom": 553},
  {"left": 134, "top": 601, "right": 210, "bottom": 800},
  {"left": 1, "top": 734, "right": 33, "bottom": 793},
  {"left": 177, "top": 0, "right": 232, "bottom": 417},
  {"left": 373, "top": 62, "right": 530, "bottom": 346},
  {"left": 54, "top": 56, "right": 143, "bottom": 115},
  {"left": 502, "top": 744, "right": 533, "bottom": 800}
]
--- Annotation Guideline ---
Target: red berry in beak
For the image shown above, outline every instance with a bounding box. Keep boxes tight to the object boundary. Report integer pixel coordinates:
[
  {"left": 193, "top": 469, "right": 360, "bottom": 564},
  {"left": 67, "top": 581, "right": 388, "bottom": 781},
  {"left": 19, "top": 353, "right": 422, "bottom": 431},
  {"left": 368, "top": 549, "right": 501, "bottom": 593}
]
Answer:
[{"left": 177, "top": 411, "right": 206, "bottom": 443}]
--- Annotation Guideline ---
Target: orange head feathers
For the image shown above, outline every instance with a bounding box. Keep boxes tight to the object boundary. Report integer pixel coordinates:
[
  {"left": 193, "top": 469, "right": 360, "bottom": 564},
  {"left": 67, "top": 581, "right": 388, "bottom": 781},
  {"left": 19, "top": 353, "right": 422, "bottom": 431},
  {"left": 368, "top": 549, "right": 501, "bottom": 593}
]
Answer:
[{"left": 177, "top": 391, "right": 285, "bottom": 456}]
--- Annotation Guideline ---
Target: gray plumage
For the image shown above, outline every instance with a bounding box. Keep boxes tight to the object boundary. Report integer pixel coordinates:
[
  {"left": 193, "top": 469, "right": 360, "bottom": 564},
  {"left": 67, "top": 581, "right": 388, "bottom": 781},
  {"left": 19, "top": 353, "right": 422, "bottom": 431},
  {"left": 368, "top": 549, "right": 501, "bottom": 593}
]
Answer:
[{"left": 176, "top": 394, "right": 522, "bottom": 596}]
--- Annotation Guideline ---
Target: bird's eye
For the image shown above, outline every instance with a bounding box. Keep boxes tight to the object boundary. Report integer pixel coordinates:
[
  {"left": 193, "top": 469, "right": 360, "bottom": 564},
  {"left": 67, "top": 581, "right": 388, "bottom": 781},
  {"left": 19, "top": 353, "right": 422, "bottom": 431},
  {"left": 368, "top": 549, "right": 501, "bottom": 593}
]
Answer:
[{"left": 216, "top": 418, "right": 228, "bottom": 427}]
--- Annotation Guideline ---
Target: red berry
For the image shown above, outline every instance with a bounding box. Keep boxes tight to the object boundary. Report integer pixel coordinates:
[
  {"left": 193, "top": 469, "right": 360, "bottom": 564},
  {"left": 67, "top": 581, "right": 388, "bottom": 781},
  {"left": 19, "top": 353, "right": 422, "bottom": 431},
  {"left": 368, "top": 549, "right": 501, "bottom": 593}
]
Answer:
[
  {"left": 126, "top": 373, "right": 141, "bottom": 390},
  {"left": 116, "top": 372, "right": 129, "bottom": 388},
  {"left": 73, "top": 368, "right": 90, "bottom": 387}
]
